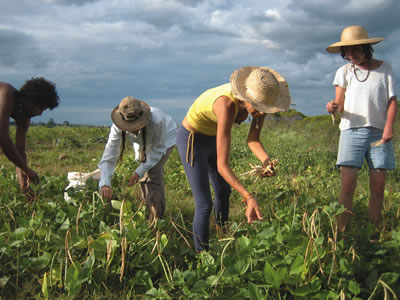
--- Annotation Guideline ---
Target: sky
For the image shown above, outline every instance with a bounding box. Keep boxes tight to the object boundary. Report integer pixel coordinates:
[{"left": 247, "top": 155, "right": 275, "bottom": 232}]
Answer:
[{"left": 1, "top": 0, "right": 400, "bottom": 126}]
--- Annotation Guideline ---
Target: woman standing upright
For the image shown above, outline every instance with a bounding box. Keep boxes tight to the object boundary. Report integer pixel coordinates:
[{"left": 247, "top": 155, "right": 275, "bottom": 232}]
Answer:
[
  {"left": 326, "top": 25, "right": 398, "bottom": 234},
  {"left": 177, "top": 66, "right": 291, "bottom": 251}
]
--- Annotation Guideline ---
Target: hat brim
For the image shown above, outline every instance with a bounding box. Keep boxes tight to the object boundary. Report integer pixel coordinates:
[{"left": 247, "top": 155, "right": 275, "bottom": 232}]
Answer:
[
  {"left": 111, "top": 100, "right": 150, "bottom": 132},
  {"left": 326, "top": 37, "right": 384, "bottom": 53},
  {"left": 230, "top": 66, "right": 291, "bottom": 113}
]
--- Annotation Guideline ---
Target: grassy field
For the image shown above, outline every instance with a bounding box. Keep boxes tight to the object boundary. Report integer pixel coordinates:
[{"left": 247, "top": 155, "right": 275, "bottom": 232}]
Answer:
[{"left": 1, "top": 113, "right": 400, "bottom": 299}]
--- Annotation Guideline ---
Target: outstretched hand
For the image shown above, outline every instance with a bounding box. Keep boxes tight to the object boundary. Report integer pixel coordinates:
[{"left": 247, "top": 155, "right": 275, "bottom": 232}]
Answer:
[{"left": 245, "top": 197, "right": 263, "bottom": 223}]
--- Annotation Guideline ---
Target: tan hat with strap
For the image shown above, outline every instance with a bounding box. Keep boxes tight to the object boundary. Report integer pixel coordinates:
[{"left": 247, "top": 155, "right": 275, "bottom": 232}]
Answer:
[{"left": 111, "top": 96, "right": 150, "bottom": 132}]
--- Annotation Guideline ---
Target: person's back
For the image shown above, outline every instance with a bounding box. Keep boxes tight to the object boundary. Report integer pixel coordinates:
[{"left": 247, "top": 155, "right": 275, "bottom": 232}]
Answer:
[{"left": 0, "top": 78, "right": 59, "bottom": 199}]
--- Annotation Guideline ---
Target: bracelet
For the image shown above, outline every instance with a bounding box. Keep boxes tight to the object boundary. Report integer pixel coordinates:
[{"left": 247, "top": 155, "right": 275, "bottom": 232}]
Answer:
[{"left": 242, "top": 193, "right": 255, "bottom": 203}]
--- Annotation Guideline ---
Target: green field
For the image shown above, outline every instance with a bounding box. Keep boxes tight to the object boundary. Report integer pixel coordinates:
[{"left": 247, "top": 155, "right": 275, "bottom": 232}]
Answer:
[{"left": 1, "top": 113, "right": 400, "bottom": 299}]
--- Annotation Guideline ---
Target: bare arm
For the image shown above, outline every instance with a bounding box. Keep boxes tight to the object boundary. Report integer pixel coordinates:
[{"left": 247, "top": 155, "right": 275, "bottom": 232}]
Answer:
[
  {"left": 214, "top": 96, "right": 249, "bottom": 197},
  {"left": 382, "top": 96, "right": 398, "bottom": 143},
  {"left": 247, "top": 115, "right": 270, "bottom": 163},
  {"left": 326, "top": 85, "right": 345, "bottom": 113},
  {"left": 214, "top": 96, "right": 262, "bottom": 223}
]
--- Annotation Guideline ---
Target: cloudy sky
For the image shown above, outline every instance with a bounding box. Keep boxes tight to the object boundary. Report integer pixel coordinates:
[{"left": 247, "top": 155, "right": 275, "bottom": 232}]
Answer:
[{"left": 1, "top": 0, "right": 399, "bottom": 125}]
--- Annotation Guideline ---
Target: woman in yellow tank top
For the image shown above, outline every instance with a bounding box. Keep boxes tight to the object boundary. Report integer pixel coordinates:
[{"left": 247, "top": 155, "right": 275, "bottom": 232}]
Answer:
[{"left": 176, "top": 66, "right": 291, "bottom": 251}]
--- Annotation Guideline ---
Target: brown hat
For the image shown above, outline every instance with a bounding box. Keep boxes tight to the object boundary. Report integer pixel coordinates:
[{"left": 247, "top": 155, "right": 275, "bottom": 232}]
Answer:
[
  {"left": 111, "top": 96, "right": 150, "bottom": 132},
  {"left": 326, "top": 25, "right": 384, "bottom": 53},
  {"left": 230, "top": 66, "right": 291, "bottom": 113}
]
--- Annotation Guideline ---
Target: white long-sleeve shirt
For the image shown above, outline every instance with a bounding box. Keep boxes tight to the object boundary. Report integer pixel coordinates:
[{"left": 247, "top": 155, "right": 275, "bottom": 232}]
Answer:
[{"left": 98, "top": 107, "right": 178, "bottom": 188}]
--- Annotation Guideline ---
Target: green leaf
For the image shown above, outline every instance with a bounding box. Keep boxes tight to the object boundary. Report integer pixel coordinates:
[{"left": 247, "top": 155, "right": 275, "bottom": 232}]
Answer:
[
  {"left": 249, "top": 282, "right": 263, "bottom": 300},
  {"left": 289, "top": 254, "right": 305, "bottom": 275},
  {"left": 58, "top": 218, "right": 70, "bottom": 231},
  {"left": 31, "top": 252, "right": 52, "bottom": 270},
  {"left": 263, "top": 261, "right": 282, "bottom": 289},
  {"left": 234, "top": 258, "right": 250, "bottom": 275},
  {"left": 348, "top": 280, "right": 360, "bottom": 296},
  {"left": 111, "top": 200, "right": 122, "bottom": 210},
  {"left": 236, "top": 236, "right": 251, "bottom": 255},
  {"left": 291, "top": 277, "right": 321, "bottom": 297}
]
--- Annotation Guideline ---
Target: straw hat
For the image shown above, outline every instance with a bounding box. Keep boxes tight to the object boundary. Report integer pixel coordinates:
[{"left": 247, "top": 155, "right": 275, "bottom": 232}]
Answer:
[
  {"left": 326, "top": 25, "right": 384, "bottom": 53},
  {"left": 111, "top": 96, "right": 150, "bottom": 132},
  {"left": 230, "top": 66, "right": 291, "bottom": 113}
]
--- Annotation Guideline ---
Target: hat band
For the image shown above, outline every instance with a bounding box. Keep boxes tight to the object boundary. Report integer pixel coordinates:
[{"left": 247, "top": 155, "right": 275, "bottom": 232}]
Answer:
[{"left": 120, "top": 110, "right": 143, "bottom": 122}]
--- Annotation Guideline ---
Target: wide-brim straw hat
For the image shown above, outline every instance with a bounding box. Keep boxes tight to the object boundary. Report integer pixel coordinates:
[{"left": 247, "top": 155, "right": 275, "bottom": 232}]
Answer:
[
  {"left": 230, "top": 66, "right": 291, "bottom": 113},
  {"left": 326, "top": 25, "right": 384, "bottom": 53},
  {"left": 111, "top": 96, "right": 150, "bottom": 132}
]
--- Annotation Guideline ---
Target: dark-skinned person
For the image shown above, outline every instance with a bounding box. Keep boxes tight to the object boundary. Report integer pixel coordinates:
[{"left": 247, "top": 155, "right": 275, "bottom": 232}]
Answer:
[
  {"left": 0, "top": 77, "right": 60, "bottom": 200},
  {"left": 326, "top": 25, "right": 398, "bottom": 235},
  {"left": 176, "top": 66, "right": 291, "bottom": 251},
  {"left": 98, "top": 96, "right": 178, "bottom": 219}
]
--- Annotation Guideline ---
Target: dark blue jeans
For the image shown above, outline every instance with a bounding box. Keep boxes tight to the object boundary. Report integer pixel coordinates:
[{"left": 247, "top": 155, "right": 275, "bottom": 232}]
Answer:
[{"left": 176, "top": 125, "right": 231, "bottom": 251}]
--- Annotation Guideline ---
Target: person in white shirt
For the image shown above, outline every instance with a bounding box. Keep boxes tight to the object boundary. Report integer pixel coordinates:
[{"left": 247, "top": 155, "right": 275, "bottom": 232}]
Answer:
[
  {"left": 98, "top": 96, "right": 178, "bottom": 219},
  {"left": 326, "top": 25, "right": 398, "bottom": 234}
]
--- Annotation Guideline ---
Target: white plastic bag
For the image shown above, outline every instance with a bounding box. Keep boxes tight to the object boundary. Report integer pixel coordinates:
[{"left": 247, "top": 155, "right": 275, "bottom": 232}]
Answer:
[{"left": 64, "top": 169, "right": 101, "bottom": 200}]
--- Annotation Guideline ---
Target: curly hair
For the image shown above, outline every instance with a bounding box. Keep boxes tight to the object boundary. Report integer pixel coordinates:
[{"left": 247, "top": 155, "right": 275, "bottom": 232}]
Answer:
[
  {"left": 19, "top": 77, "right": 60, "bottom": 110},
  {"left": 340, "top": 44, "right": 374, "bottom": 62}
]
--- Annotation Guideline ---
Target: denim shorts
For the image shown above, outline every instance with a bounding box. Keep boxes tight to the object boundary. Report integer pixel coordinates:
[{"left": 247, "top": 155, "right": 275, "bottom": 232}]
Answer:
[{"left": 337, "top": 127, "right": 395, "bottom": 169}]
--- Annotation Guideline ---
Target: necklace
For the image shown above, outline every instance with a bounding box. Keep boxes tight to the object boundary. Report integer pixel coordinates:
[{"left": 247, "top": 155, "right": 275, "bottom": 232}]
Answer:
[{"left": 352, "top": 60, "right": 371, "bottom": 82}]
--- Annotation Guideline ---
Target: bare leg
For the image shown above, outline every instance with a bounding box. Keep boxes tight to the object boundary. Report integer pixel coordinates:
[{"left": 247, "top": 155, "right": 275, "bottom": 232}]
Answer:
[
  {"left": 338, "top": 166, "right": 359, "bottom": 233},
  {"left": 368, "top": 169, "right": 386, "bottom": 225}
]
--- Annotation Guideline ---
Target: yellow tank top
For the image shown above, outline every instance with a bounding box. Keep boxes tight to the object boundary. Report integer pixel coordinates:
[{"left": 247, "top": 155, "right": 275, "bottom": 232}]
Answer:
[{"left": 186, "top": 83, "right": 239, "bottom": 136}]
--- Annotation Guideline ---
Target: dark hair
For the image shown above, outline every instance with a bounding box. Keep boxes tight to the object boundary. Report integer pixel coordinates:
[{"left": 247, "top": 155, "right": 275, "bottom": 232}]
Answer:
[
  {"left": 118, "top": 128, "right": 147, "bottom": 163},
  {"left": 19, "top": 77, "right": 60, "bottom": 109},
  {"left": 340, "top": 44, "right": 374, "bottom": 61}
]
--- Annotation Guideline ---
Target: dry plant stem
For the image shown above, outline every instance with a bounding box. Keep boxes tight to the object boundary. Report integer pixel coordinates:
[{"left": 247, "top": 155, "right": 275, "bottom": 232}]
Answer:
[
  {"left": 65, "top": 230, "right": 75, "bottom": 267},
  {"left": 370, "top": 139, "right": 384, "bottom": 146},
  {"left": 270, "top": 202, "right": 283, "bottom": 221},
  {"left": 330, "top": 100, "right": 336, "bottom": 125},
  {"left": 119, "top": 199, "right": 125, "bottom": 235},
  {"left": 368, "top": 278, "right": 398, "bottom": 300},
  {"left": 302, "top": 210, "right": 324, "bottom": 279},
  {"left": 105, "top": 240, "right": 112, "bottom": 279},
  {"left": 76, "top": 202, "right": 83, "bottom": 235},
  {"left": 240, "top": 160, "right": 278, "bottom": 179},
  {"left": 170, "top": 220, "right": 192, "bottom": 248},
  {"left": 120, "top": 236, "right": 127, "bottom": 282},
  {"left": 5, "top": 204, "right": 15, "bottom": 223},
  {"left": 148, "top": 205, "right": 158, "bottom": 228}
]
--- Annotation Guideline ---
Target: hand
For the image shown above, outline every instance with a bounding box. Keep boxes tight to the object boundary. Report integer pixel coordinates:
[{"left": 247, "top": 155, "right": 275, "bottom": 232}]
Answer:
[
  {"left": 261, "top": 159, "right": 277, "bottom": 177},
  {"left": 101, "top": 186, "right": 113, "bottom": 201},
  {"left": 16, "top": 167, "right": 39, "bottom": 192},
  {"left": 16, "top": 167, "right": 29, "bottom": 193},
  {"left": 25, "top": 167, "right": 40, "bottom": 185},
  {"left": 245, "top": 197, "right": 263, "bottom": 223},
  {"left": 127, "top": 172, "right": 140, "bottom": 186},
  {"left": 326, "top": 101, "right": 338, "bottom": 114},
  {"left": 382, "top": 126, "right": 394, "bottom": 144}
]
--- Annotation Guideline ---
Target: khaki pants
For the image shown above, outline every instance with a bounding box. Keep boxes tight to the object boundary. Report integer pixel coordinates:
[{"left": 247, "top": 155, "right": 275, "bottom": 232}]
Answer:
[{"left": 139, "top": 146, "right": 174, "bottom": 218}]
